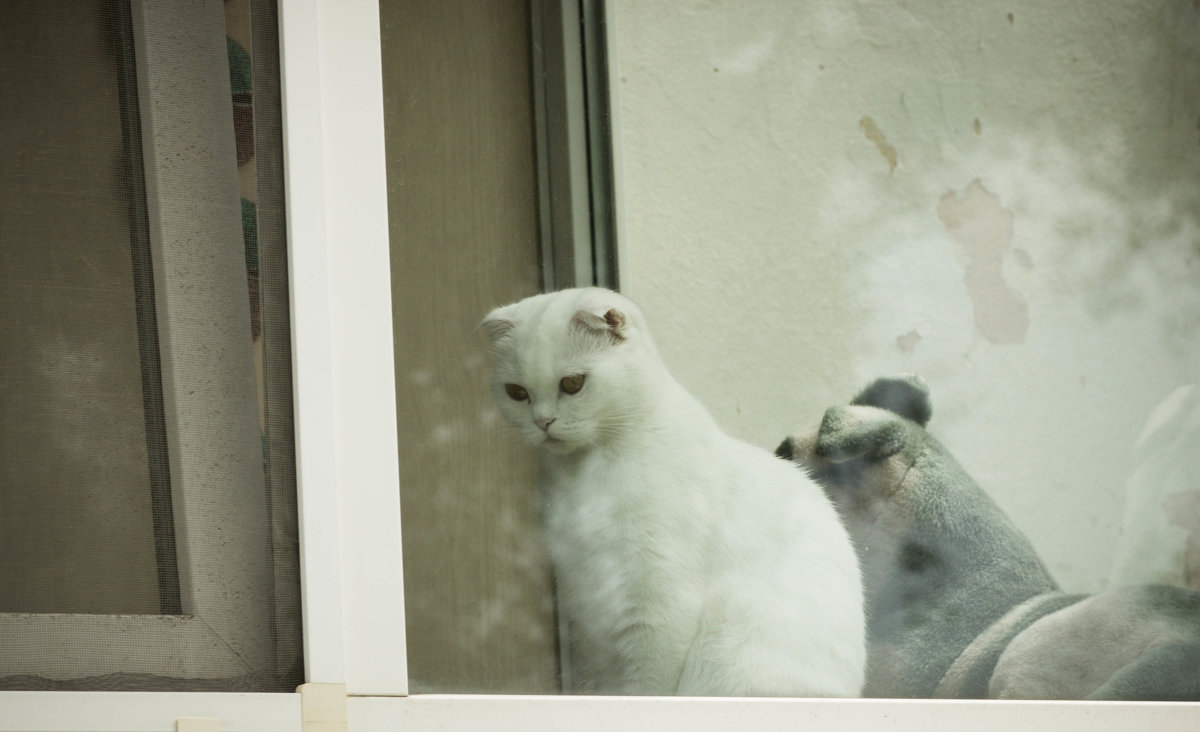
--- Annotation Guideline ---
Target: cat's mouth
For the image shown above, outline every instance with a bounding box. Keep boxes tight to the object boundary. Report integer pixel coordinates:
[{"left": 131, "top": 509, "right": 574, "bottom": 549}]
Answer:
[{"left": 540, "top": 433, "right": 578, "bottom": 453}]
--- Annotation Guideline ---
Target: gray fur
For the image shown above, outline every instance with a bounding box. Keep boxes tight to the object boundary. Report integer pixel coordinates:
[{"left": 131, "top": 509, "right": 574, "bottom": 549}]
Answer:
[
  {"left": 935, "top": 592, "right": 1086, "bottom": 698},
  {"left": 1090, "top": 641, "right": 1200, "bottom": 701},
  {"left": 988, "top": 585, "right": 1200, "bottom": 700},
  {"left": 779, "top": 375, "right": 1200, "bottom": 700}
]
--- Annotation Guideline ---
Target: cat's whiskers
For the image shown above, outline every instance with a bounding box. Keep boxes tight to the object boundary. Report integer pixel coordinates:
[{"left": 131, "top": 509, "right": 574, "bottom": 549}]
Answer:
[{"left": 591, "top": 411, "right": 648, "bottom": 445}]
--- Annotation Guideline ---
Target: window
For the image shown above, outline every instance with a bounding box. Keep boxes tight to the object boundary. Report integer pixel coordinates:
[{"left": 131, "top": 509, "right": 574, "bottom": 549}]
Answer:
[
  {"left": 0, "top": 0, "right": 299, "bottom": 694},
  {"left": 376, "top": 0, "right": 1200, "bottom": 724}
]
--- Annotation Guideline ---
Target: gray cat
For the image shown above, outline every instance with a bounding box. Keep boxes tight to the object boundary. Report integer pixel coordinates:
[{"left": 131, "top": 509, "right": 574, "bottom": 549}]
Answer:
[{"left": 777, "top": 375, "right": 1200, "bottom": 700}]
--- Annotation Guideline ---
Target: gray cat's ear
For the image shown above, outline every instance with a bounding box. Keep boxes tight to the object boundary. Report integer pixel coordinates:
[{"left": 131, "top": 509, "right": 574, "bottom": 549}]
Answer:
[
  {"left": 851, "top": 374, "right": 932, "bottom": 427},
  {"left": 571, "top": 307, "right": 629, "bottom": 342},
  {"left": 478, "top": 310, "right": 515, "bottom": 343},
  {"left": 815, "top": 405, "right": 907, "bottom": 463}
]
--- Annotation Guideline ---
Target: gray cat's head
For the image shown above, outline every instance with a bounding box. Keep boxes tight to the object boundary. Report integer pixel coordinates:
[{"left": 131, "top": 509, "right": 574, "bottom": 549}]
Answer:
[{"left": 480, "top": 287, "right": 656, "bottom": 453}]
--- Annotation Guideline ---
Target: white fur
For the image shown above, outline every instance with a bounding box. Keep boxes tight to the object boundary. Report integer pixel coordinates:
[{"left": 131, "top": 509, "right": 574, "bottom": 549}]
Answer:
[
  {"left": 1110, "top": 384, "right": 1200, "bottom": 591},
  {"left": 482, "top": 288, "right": 865, "bottom": 696}
]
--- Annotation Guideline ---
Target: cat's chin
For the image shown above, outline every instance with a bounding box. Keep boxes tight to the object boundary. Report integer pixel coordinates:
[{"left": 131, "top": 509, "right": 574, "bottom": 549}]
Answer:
[{"left": 536, "top": 434, "right": 585, "bottom": 455}]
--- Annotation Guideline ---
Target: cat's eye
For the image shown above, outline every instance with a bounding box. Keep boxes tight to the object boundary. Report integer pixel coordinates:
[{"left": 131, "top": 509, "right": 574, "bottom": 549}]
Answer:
[
  {"left": 504, "top": 383, "right": 529, "bottom": 402},
  {"left": 559, "top": 374, "right": 586, "bottom": 395}
]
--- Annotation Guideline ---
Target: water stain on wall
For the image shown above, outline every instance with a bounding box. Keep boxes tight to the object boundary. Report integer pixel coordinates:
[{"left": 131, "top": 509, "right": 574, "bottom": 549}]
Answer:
[
  {"left": 896, "top": 329, "right": 921, "bottom": 353},
  {"left": 860, "top": 116, "right": 897, "bottom": 173},
  {"left": 937, "top": 179, "right": 1030, "bottom": 345}
]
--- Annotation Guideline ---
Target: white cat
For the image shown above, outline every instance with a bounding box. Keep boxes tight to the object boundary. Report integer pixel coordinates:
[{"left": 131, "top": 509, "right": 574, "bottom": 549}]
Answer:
[{"left": 481, "top": 287, "right": 865, "bottom": 697}]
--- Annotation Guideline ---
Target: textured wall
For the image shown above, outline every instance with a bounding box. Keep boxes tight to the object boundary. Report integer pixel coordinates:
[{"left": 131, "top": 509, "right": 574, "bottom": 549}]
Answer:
[{"left": 610, "top": 0, "right": 1200, "bottom": 593}]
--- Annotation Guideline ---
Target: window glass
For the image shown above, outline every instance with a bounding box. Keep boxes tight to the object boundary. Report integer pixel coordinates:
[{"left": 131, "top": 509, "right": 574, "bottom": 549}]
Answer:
[
  {"left": 614, "top": 0, "right": 1200, "bottom": 595},
  {"left": 611, "top": 0, "right": 1200, "bottom": 702},
  {"left": 386, "top": 0, "right": 1200, "bottom": 703}
]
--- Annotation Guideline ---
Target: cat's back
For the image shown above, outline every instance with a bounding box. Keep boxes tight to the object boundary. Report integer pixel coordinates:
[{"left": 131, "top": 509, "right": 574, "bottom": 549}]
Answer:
[
  {"left": 546, "top": 418, "right": 865, "bottom": 696},
  {"left": 709, "top": 434, "right": 862, "bottom": 598},
  {"left": 657, "top": 432, "right": 865, "bottom": 696}
]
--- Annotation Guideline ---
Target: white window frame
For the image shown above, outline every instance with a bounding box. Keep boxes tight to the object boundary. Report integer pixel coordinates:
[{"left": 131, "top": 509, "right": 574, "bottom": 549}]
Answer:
[{"left": 1, "top": 0, "right": 1198, "bottom": 729}]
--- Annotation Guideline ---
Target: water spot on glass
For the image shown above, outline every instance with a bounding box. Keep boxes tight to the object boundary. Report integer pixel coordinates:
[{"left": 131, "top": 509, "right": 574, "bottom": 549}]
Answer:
[{"left": 463, "top": 352, "right": 485, "bottom": 371}]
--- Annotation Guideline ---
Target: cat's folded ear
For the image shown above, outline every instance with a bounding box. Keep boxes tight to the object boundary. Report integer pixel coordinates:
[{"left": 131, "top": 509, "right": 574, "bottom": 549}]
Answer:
[
  {"left": 571, "top": 306, "right": 630, "bottom": 342},
  {"left": 850, "top": 374, "right": 932, "bottom": 427},
  {"left": 479, "top": 307, "right": 515, "bottom": 343},
  {"left": 814, "top": 405, "right": 907, "bottom": 463}
]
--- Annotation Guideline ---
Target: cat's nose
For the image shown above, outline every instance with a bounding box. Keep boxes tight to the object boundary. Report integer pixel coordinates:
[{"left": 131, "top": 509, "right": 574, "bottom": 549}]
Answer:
[{"left": 535, "top": 416, "right": 556, "bottom": 432}]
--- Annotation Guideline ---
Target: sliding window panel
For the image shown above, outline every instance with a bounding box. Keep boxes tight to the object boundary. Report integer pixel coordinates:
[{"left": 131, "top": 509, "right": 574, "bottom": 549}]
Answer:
[{"left": 0, "top": 0, "right": 299, "bottom": 691}]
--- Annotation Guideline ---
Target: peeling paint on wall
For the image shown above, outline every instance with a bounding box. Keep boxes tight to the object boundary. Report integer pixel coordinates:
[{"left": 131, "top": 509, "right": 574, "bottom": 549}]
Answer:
[
  {"left": 859, "top": 116, "right": 897, "bottom": 173},
  {"left": 937, "top": 179, "right": 1030, "bottom": 345}
]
